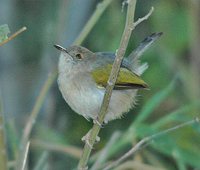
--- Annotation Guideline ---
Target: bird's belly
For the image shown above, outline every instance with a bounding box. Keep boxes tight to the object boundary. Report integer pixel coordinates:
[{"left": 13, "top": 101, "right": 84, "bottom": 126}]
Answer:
[
  {"left": 58, "top": 73, "right": 137, "bottom": 122},
  {"left": 58, "top": 73, "right": 104, "bottom": 119}
]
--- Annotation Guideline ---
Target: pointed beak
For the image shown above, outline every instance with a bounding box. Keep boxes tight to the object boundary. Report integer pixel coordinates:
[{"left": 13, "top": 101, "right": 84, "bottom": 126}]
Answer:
[{"left": 54, "top": 44, "right": 68, "bottom": 53}]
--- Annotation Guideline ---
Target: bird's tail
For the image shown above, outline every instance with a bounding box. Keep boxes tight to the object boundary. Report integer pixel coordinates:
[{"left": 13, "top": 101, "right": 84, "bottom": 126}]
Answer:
[{"left": 128, "top": 32, "right": 163, "bottom": 75}]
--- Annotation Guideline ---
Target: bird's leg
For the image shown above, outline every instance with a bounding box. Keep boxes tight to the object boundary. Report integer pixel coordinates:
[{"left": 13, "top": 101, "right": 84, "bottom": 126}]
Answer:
[
  {"left": 93, "top": 117, "right": 103, "bottom": 128},
  {"left": 81, "top": 132, "right": 93, "bottom": 149},
  {"left": 81, "top": 129, "right": 100, "bottom": 149}
]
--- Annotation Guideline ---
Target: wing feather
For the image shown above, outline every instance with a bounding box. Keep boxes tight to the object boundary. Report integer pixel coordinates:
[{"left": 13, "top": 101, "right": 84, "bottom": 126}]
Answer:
[{"left": 91, "top": 64, "right": 148, "bottom": 90}]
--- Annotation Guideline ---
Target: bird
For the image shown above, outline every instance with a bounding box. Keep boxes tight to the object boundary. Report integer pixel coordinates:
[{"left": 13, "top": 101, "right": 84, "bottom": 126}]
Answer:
[{"left": 54, "top": 32, "right": 162, "bottom": 123}]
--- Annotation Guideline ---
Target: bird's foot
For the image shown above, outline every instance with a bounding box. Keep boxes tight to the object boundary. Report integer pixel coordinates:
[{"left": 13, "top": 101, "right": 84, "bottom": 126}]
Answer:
[
  {"left": 93, "top": 118, "right": 103, "bottom": 128},
  {"left": 81, "top": 130, "right": 100, "bottom": 149}
]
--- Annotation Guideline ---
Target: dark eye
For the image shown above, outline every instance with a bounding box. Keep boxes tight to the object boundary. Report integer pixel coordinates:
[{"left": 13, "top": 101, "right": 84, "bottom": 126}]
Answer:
[{"left": 76, "top": 53, "right": 83, "bottom": 59}]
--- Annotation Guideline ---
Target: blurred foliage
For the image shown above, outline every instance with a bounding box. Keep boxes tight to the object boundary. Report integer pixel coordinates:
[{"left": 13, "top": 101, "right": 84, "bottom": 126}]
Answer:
[
  {"left": 0, "top": 24, "right": 10, "bottom": 42},
  {"left": 0, "top": 0, "right": 200, "bottom": 170}
]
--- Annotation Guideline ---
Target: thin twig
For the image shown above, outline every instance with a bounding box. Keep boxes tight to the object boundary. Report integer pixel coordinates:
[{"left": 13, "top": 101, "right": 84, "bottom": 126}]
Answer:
[
  {"left": 0, "top": 99, "right": 8, "bottom": 170},
  {"left": 73, "top": 0, "right": 114, "bottom": 45},
  {"left": 91, "top": 132, "right": 121, "bottom": 170},
  {"left": 21, "top": 72, "right": 57, "bottom": 146},
  {"left": 21, "top": 141, "right": 30, "bottom": 170},
  {"left": 33, "top": 151, "right": 49, "bottom": 170},
  {"left": 17, "top": 72, "right": 57, "bottom": 169},
  {"left": 0, "top": 27, "right": 27, "bottom": 46},
  {"left": 114, "top": 160, "right": 165, "bottom": 170},
  {"left": 132, "top": 7, "right": 154, "bottom": 29},
  {"left": 103, "top": 118, "right": 200, "bottom": 170},
  {"left": 78, "top": 0, "right": 138, "bottom": 169},
  {"left": 31, "top": 139, "right": 82, "bottom": 159}
]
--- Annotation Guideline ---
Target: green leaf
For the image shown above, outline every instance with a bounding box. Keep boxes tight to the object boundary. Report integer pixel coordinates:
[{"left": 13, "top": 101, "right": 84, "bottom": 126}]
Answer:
[
  {"left": 142, "top": 124, "right": 200, "bottom": 170},
  {"left": 0, "top": 24, "right": 10, "bottom": 43},
  {"left": 152, "top": 101, "right": 200, "bottom": 129},
  {"left": 148, "top": 125, "right": 200, "bottom": 169},
  {"left": 173, "top": 150, "right": 187, "bottom": 170}
]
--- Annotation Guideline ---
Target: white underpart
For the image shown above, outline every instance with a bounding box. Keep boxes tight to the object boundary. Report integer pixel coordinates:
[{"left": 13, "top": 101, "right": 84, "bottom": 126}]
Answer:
[{"left": 58, "top": 52, "right": 139, "bottom": 122}]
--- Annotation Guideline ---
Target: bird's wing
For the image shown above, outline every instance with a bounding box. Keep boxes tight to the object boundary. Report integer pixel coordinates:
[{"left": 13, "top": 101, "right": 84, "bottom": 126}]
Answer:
[
  {"left": 95, "top": 52, "right": 115, "bottom": 58},
  {"left": 91, "top": 63, "right": 148, "bottom": 90},
  {"left": 95, "top": 52, "right": 130, "bottom": 69}
]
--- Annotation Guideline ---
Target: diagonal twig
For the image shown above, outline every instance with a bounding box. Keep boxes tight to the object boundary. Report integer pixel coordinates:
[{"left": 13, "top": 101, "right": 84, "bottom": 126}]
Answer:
[
  {"left": 132, "top": 7, "right": 154, "bottom": 29},
  {"left": 31, "top": 139, "right": 82, "bottom": 159},
  {"left": 0, "top": 27, "right": 27, "bottom": 46},
  {"left": 78, "top": 0, "right": 138, "bottom": 169},
  {"left": 91, "top": 131, "right": 121, "bottom": 170},
  {"left": 77, "top": 1, "right": 156, "bottom": 169},
  {"left": 20, "top": 141, "right": 30, "bottom": 170},
  {"left": 103, "top": 117, "right": 200, "bottom": 170},
  {"left": 33, "top": 151, "right": 49, "bottom": 170}
]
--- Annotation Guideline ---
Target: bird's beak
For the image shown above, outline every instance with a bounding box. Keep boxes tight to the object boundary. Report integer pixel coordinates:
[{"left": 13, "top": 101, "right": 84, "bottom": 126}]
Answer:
[{"left": 54, "top": 44, "right": 68, "bottom": 53}]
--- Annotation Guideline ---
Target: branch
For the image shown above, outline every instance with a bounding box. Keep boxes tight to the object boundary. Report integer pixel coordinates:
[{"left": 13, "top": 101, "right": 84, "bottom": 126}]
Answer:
[
  {"left": 31, "top": 139, "right": 82, "bottom": 159},
  {"left": 103, "top": 118, "right": 200, "bottom": 170},
  {"left": 22, "top": 141, "right": 30, "bottom": 170},
  {"left": 33, "top": 151, "right": 49, "bottom": 170},
  {"left": 132, "top": 7, "right": 154, "bottom": 29},
  {"left": 17, "top": 141, "right": 30, "bottom": 170},
  {"left": 91, "top": 132, "right": 121, "bottom": 170},
  {"left": 109, "top": 160, "right": 166, "bottom": 170},
  {"left": 0, "top": 26, "right": 27, "bottom": 46},
  {"left": 78, "top": 0, "right": 138, "bottom": 169}
]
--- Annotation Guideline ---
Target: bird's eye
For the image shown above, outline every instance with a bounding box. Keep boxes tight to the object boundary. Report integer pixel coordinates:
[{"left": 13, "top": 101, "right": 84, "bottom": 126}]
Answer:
[{"left": 75, "top": 53, "right": 83, "bottom": 59}]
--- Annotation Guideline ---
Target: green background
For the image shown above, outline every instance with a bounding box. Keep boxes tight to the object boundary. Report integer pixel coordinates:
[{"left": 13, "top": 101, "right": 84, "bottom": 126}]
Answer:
[{"left": 0, "top": 0, "right": 200, "bottom": 169}]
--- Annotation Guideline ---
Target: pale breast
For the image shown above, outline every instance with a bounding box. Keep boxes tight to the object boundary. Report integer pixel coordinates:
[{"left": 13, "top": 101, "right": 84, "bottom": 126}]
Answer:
[{"left": 58, "top": 72, "right": 104, "bottom": 119}]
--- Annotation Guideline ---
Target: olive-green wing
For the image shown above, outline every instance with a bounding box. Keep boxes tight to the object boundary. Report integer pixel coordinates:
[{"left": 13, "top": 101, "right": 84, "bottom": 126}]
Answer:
[{"left": 91, "top": 64, "right": 148, "bottom": 90}]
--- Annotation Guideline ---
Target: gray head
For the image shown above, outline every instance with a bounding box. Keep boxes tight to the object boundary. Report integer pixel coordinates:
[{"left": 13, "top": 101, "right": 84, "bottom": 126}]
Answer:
[
  {"left": 54, "top": 45, "right": 95, "bottom": 74},
  {"left": 54, "top": 45, "right": 94, "bottom": 62}
]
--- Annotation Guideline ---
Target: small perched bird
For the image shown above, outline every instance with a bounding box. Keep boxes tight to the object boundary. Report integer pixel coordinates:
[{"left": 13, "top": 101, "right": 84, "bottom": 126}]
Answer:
[{"left": 54, "top": 32, "right": 162, "bottom": 123}]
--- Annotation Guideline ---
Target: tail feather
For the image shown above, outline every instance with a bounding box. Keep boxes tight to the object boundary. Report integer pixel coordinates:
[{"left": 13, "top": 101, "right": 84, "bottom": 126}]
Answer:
[
  {"left": 135, "top": 62, "right": 149, "bottom": 75},
  {"left": 128, "top": 32, "right": 163, "bottom": 71}
]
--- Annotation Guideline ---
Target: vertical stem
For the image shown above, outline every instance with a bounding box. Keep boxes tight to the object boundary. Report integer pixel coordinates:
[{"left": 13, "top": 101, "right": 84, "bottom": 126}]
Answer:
[
  {"left": 91, "top": 132, "right": 121, "bottom": 170},
  {"left": 78, "top": 1, "right": 137, "bottom": 169},
  {"left": 0, "top": 103, "right": 8, "bottom": 170}
]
